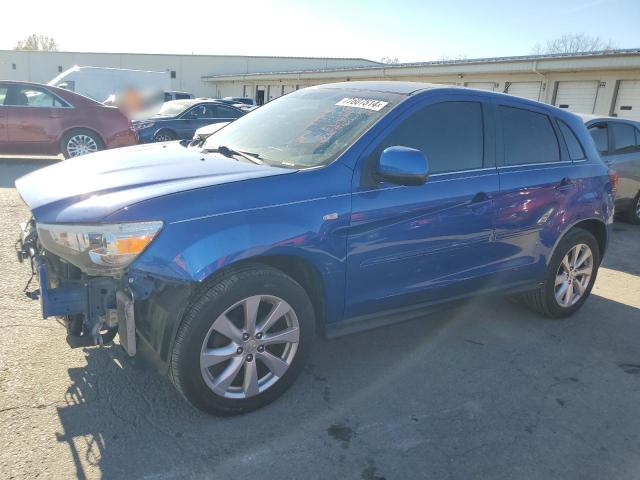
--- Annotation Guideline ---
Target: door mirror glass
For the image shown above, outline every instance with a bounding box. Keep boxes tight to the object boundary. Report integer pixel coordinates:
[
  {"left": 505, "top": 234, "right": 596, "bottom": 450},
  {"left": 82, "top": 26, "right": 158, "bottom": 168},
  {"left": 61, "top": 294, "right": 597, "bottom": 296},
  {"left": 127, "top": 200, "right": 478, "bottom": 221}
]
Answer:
[{"left": 377, "top": 146, "right": 429, "bottom": 186}]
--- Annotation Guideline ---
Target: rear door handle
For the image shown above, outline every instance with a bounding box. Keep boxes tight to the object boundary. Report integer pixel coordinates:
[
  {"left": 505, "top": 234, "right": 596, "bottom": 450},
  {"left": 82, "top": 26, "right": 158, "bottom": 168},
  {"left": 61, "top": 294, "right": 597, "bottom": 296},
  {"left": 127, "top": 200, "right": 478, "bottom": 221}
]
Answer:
[
  {"left": 467, "top": 192, "right": 492, "bottom": 213},
  {"left": 466, "top": 192, "right": 493, "bottom": 209},
  {"left": 556, "top": 177, "right": 576, "bottom": 192}
]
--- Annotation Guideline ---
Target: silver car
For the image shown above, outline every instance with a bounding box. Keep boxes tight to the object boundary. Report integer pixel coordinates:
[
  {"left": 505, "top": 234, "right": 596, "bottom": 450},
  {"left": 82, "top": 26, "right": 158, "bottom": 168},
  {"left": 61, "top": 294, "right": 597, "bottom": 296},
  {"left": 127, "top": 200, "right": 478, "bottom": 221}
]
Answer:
[{"left": 581, "top": 115, "right": 640, "bottom": 224}]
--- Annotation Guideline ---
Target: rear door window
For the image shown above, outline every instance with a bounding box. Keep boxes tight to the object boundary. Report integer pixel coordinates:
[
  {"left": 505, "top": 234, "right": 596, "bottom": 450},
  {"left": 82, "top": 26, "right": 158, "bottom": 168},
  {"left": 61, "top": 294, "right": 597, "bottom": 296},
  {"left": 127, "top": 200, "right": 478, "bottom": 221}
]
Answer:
[
  {"left": 376, "top": 101, "right": 484, "bottom": 174},
  {"left": 610, "top": 122, "right": 640, "bottom": 154},
  {"left": 557, "top": 120, "right": 585, "bottom": 160},
  {"left": 211, "top": 105, "right": 243, "bottom": 119},
  {"left": 588, "top": 123, "right": 609, "bottom": 155},
  {"left": 499, "top": 106, "right": 559, "bottom": 165}
]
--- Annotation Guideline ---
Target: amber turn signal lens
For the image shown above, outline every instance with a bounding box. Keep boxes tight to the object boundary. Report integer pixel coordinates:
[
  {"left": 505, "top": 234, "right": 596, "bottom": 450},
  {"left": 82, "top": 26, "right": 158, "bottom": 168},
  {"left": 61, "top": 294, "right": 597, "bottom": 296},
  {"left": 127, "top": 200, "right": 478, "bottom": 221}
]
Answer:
[{"left": 115, "top": 235, "right": 156, "bottom": 254}]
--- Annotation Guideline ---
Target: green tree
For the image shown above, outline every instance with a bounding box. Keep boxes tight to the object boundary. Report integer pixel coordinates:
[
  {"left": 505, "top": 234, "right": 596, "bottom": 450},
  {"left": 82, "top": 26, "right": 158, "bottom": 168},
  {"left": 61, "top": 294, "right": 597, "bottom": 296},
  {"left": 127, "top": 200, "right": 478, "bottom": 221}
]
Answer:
[{"left": 14, "top": 34, "right": 58, "bottom": 51}]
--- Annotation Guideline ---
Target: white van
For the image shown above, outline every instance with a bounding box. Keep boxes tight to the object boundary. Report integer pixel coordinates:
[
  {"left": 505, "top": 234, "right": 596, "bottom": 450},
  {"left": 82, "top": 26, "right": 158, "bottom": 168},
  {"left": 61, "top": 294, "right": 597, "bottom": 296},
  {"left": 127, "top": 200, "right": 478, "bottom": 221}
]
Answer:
[{"left": 48, "top": 66, "right": 172, "bottom": 103}]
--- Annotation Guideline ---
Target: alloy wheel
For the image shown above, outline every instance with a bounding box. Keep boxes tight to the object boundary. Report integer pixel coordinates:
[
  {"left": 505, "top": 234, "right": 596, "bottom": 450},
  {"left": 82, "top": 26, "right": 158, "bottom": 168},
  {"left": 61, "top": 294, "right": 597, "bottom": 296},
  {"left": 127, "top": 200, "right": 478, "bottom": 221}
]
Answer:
[
  {"left": 154, "top": 133, "right": 173, "bottom": 142},
  {"left": 554, "top": 243, "right": 594, "bottom": 308},
  {"left": 635, "top": 196, "right": 640, "bottom": 221},
  {"left": 200, "top": 295, "right": 300, "bottom": 399},
  {"left": 67, "top": 134, "right": 98, "bottom": 157}
]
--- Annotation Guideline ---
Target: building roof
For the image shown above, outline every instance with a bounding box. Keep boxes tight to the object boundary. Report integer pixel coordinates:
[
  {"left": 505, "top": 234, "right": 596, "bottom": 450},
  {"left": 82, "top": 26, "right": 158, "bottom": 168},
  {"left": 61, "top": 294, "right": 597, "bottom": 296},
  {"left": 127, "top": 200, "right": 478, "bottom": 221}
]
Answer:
[
  {"left": 0, "top": 48, "right": 380, "bottom": 64},
  {"left": 202, "top": 48, "right": 640, "bottom": 81},
  {"left": 313, "top": 80, "right": 447, "bottom": 94}
]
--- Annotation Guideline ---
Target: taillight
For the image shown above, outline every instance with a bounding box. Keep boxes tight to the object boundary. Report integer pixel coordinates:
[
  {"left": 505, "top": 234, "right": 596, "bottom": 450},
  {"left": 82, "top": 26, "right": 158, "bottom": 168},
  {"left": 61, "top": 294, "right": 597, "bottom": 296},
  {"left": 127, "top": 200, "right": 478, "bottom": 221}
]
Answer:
[{"left": 608, "top": 169, "right": 619, "bottom": 197}]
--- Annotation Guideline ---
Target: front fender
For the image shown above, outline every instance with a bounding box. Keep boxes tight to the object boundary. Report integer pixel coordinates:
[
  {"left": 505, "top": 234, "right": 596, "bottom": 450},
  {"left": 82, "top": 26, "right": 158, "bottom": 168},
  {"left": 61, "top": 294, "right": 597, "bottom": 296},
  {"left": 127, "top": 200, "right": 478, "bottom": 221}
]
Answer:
[{"left": 120, "top": 164, "right": 353, "bottom": 368}]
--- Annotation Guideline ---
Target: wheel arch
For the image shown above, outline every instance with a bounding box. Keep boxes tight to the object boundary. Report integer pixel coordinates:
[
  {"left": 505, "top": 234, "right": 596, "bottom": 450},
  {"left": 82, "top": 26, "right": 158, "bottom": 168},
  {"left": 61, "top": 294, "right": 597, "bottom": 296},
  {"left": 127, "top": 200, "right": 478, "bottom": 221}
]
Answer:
[
  {"left": 59, "top": 126, "right": 105, "bottom": 149},
  {"left": 153, "top": 127, "right": 177, "bottom": 140},
  {"left": 200, "top": 255, "right": 327, "bottom": 337},
  {"left": 549, "top": 217, "right": 608, "bottom": 265}
]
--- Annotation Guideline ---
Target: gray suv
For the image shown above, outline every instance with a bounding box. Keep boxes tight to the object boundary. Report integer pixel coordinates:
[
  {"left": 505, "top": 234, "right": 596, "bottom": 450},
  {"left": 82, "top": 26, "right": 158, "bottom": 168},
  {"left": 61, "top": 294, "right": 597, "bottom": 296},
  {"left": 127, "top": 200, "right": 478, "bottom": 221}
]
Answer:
[{"left": 583, "top": 115, "right": 640, "bottom": 223}]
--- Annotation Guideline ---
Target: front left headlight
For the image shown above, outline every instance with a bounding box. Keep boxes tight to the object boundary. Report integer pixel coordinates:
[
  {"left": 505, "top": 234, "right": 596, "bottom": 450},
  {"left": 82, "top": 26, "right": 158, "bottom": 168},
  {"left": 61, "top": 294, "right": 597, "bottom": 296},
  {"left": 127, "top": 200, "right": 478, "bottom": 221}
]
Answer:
[{"left": 37, "top": 221, "right": 163, "bottom": 276}]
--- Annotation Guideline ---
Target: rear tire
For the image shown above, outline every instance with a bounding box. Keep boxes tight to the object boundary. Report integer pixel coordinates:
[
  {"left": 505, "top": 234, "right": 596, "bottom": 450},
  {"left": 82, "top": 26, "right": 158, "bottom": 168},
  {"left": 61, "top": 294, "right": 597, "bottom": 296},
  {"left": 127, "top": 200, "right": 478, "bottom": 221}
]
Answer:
[
  {"left": 520, "top": 228, "right": 600, "bottom": 318},
  {"left": 170, "top": 265, "right": 315, "bottom": 415},
  {"left": 61, "top": 129, "right": 104, "bottom": 159},
  {"left": 626, "top": 192, "right": 640, "bottom": 225}
]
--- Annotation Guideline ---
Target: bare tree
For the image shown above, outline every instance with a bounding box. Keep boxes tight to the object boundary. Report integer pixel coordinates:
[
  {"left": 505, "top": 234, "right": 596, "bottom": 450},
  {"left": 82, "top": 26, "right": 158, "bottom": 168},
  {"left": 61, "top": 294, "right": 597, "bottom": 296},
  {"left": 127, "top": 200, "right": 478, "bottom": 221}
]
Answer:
[
  {"left": 532, "top": 33, "right": 616, "bottom": 55},
  {"left": 14, "top": 34, "right": 58, "bottom": 51},
  {"left": 380, "top": 56, "right": 399, "bottom": 64}
]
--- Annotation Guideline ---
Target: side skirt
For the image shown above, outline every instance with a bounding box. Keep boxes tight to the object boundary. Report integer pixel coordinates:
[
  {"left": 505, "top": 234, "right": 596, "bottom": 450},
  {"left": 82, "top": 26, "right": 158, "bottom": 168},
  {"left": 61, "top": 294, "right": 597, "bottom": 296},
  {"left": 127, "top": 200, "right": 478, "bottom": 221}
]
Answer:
[{"left": 324, "top": 280, "right": 542, "bottom": 339}]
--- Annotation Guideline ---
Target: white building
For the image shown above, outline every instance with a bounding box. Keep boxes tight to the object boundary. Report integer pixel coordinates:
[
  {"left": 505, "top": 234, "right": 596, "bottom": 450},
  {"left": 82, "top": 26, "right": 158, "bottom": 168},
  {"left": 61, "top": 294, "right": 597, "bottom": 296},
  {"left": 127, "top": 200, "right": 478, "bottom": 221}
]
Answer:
[
  {"left": 203, "top": 49, "right": 640, "bottom": 119},
  {"left": 0, "top": 49, "right": 379, "bottom": 98},
  {"left": 2, "top": 48, "right": 640, "bottom": 119}
]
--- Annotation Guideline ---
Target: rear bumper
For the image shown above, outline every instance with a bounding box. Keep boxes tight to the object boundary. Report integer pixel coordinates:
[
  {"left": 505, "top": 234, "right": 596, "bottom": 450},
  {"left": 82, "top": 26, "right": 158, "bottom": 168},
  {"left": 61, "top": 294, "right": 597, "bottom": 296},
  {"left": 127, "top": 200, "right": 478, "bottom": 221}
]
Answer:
[{"left": 106, "top": 128, "right": 138, "bottom": 149}]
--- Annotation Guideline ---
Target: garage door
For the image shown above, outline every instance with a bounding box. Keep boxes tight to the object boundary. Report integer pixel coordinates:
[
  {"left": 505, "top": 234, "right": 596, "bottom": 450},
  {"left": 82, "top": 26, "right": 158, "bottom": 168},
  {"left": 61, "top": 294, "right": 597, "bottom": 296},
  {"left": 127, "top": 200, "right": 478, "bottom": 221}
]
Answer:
[
  {"left": 504, "top": 82, "right": 541, "bottom": 101},
  {"left": 613, "top": 80, "right": 640, "bottom": 120},
  {"left": 267, "top": 85, "right": 281, "bottom": 102},
  {"left": 554, "top": 81, "right": 599, "bottom": 113},
  {"left": 465, "top": 82, "right": 497, "bottom": 91},
  {"left": 282, "top": 85, "right": 296, "bottom": 96}
]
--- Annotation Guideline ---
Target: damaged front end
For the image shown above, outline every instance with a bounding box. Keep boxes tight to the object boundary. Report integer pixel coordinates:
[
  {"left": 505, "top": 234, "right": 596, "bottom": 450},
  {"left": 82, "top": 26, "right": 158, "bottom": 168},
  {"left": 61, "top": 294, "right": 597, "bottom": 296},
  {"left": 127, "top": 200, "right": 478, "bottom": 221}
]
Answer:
[{"left": 16, "top": 219, "right": 158, "bottom": 355}]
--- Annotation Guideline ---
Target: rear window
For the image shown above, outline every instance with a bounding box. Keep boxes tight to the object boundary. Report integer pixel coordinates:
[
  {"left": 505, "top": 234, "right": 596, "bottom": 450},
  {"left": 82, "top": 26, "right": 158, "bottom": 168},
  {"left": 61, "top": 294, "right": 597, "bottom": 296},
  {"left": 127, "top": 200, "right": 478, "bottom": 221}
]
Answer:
[
  {"left": 500, "top": 106, "right": 559, "bottom": 165},
  {"left": 611, "top": 123, "right": 640, "bottom": 154},
  {"left": 557, "top": 120, "right": 585, "bottom": 160}
]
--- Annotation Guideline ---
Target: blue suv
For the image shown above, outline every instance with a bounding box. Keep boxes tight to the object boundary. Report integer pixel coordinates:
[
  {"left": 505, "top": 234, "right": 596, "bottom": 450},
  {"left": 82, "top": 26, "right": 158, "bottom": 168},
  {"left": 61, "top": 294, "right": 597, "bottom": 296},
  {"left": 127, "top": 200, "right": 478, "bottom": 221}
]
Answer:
[
  {"left": 15, "top": 82, "right": 615, "bottom": 415},
  {"left": 133, "top": 99, "right": 245, "bottom": 143}
]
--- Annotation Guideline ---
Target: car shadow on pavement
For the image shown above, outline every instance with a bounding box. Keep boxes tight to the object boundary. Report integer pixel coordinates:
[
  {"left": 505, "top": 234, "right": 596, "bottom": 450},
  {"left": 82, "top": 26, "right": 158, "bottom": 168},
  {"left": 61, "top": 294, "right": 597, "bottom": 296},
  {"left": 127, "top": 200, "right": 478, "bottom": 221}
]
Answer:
[
  {"left": 0, "top": 159, "right": 58, "bottom": 188},
  {"left": 53, "top": 293, "right": 640, "bottom": 479},
  {"left": 606, "top": 222, "right": 640, "bottom": 277}
]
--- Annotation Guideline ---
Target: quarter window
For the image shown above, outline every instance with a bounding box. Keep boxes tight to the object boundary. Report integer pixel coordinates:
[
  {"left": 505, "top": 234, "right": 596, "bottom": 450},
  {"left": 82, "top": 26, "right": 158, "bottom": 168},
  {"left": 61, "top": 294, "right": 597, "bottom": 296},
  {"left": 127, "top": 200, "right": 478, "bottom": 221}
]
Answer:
[
  {"left": 557, "top": 120, "right": 585, "bottom": 160},
  {"left": 376, "top": 101, "right": 484, "bottom": 174},
  {"left": 611, "top": 123, "right": 640, "bottom": 154},
  {"left": 499, "top": 106, "right": 559, "bottom": 165}
]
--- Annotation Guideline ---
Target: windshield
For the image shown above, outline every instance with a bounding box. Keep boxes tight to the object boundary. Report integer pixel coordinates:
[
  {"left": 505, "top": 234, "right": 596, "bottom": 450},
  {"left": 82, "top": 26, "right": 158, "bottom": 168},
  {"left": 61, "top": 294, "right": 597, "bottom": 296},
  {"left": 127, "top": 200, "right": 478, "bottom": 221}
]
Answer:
[
  {"left": 203, "top": 87, "right": 403, "bottom": 168},
  {"left": 156, "top": 100, "right": 194, "bottom": 116}
]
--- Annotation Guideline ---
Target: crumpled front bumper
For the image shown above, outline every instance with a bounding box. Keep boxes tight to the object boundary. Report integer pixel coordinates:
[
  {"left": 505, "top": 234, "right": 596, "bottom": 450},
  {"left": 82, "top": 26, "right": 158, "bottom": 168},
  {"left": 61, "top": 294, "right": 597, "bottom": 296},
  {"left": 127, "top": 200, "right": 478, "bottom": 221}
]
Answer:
[{"left": 16, "top": 220, "right": 137, "bottom": 355}]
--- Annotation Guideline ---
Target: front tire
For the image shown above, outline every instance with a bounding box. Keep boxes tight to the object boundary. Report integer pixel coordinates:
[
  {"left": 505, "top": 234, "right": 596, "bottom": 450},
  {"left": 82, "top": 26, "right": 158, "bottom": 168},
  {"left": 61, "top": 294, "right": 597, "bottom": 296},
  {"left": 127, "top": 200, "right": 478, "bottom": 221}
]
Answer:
[
  {"left": 520, "top": 228, "right": 600, "bottom": 318},
  {"left": 170, "top": 265, "right": 315, "bottom": 415},
  {"left": 153, "top": 130, "right": 177, "bottom": 142}
]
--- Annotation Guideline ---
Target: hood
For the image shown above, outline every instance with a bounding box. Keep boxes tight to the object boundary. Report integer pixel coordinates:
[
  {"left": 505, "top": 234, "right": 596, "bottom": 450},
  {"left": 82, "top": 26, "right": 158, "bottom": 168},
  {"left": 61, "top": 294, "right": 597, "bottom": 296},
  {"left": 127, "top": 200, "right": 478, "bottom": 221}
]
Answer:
[
  {"left": 15, "top": 142, "right": 295, "bottom": 223},
  {"left": 195, "top": 122, "right": 230, "bottom": 137}
]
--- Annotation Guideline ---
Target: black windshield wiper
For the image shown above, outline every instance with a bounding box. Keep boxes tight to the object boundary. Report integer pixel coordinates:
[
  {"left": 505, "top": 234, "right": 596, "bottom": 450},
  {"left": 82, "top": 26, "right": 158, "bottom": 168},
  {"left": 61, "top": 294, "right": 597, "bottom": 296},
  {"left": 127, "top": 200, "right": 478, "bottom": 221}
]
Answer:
[{"left": 202, "top": 145, "right": 263, "bottom": 165}]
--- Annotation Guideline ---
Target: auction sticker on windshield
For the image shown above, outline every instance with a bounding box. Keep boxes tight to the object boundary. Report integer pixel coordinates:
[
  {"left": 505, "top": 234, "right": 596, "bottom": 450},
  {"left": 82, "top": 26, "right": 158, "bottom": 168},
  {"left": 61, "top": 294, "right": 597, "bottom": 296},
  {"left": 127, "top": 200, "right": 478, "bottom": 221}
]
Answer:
[{"left": 335, "top": 97, "right": 389, "bottom": 111}]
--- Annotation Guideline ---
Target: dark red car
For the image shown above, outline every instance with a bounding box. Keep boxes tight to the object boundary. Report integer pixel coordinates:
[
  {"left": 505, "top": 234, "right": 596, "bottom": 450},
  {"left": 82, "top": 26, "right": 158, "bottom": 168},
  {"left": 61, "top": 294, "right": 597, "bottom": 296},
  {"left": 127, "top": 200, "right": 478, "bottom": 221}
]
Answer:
[{"left": 0, "top": 81, "right": 137, "bottom": 158}]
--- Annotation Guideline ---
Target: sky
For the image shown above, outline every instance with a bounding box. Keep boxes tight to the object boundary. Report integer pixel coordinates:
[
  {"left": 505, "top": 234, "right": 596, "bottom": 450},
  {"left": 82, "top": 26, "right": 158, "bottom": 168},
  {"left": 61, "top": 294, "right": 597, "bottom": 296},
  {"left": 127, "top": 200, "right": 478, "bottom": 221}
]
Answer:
[{"left": 2, "top": 0, "right": 639, "bottom": 62}]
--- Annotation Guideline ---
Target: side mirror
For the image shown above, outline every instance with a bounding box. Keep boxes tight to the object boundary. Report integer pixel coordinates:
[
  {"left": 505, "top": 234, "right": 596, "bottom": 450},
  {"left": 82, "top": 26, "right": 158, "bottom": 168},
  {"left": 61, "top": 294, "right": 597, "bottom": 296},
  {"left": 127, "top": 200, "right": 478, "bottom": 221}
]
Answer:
[{"left": 377, "top": 146, "right": 429, "bottom": 186}]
